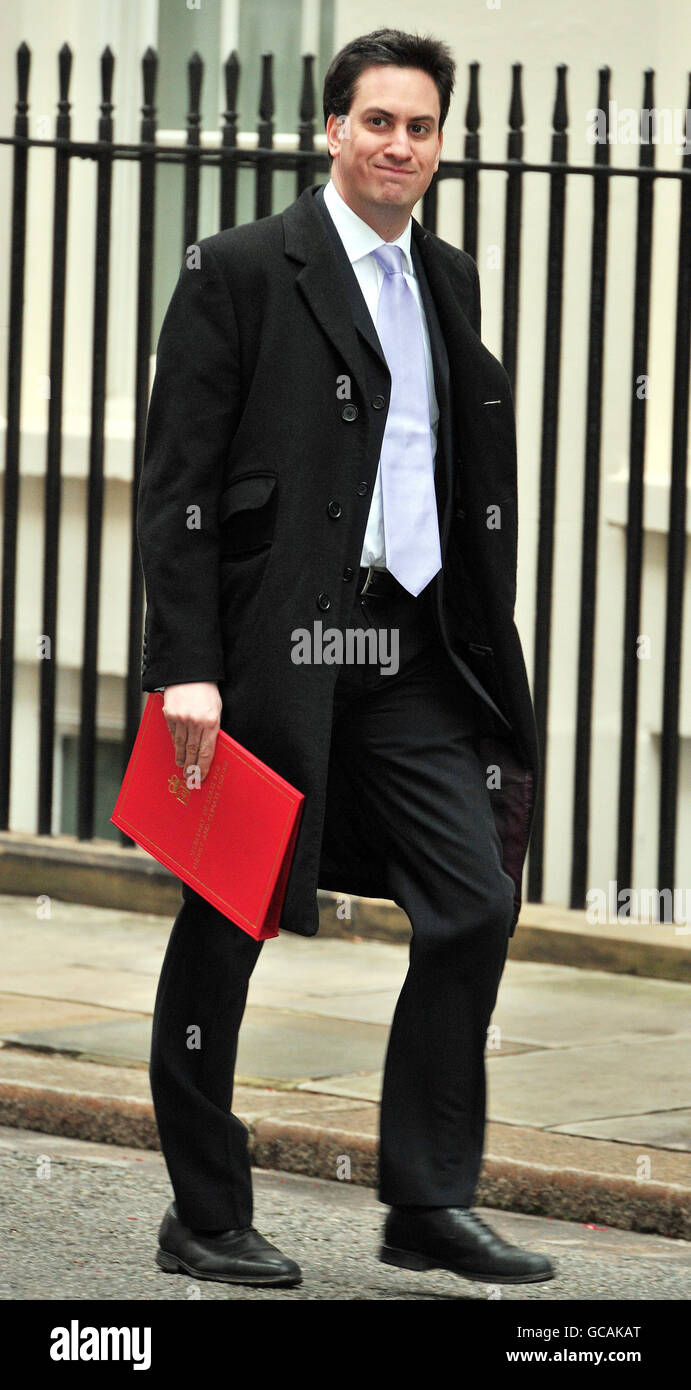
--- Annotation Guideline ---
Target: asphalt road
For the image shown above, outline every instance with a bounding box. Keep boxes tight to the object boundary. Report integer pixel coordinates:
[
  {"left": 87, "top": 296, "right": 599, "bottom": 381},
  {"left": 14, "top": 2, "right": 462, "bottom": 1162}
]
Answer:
[{"left": 0, "top": 1124, "right": 688, "bottom": 1309}]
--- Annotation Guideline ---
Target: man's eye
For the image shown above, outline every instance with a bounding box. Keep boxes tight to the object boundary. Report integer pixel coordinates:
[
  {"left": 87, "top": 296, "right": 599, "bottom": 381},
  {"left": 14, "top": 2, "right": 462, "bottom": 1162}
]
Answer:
[{"left": 369, "top": 117, "right": 429, "bottom": 135}]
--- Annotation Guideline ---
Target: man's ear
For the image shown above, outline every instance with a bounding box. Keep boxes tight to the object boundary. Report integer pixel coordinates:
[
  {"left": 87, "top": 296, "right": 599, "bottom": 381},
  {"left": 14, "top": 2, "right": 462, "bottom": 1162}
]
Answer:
[
  {"left": 326, "top": 112, "right": 348, "bottom": 158},
  {"left": 434, "top": 127, "right": 444, "bottom": 172}
]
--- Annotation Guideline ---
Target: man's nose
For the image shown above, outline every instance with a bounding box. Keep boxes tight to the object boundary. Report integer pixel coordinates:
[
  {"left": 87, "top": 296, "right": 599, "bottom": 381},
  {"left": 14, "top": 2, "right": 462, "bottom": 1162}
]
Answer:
[{"left": 382, "top": 125, "right": 413, "bottom": 159}]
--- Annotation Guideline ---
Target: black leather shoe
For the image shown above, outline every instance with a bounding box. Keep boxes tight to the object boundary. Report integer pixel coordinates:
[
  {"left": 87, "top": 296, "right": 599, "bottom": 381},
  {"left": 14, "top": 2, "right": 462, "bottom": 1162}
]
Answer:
[
  {"left": 380, "top": 1206, "right": 556, "bottom": 1284},
  {"left": 155, "top": 1203, "right": 302, "bottom": 1286}
]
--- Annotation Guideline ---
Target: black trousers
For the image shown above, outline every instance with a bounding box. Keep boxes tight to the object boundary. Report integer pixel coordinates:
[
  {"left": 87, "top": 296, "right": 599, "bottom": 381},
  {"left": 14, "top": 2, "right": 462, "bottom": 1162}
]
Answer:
[{"left": 149, "top": 575, "right": 516, "bottom": 1230}]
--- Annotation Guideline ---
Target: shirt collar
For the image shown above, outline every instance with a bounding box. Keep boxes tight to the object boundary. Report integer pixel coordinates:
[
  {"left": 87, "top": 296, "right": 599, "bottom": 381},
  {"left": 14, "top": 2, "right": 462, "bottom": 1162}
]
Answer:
[{"left": 322, "top": 177, "right": 414, "bottom": 276}]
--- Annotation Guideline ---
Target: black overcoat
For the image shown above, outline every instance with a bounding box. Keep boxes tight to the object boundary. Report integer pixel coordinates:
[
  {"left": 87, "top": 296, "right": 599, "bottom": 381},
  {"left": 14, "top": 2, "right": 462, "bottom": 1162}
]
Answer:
[{"left": 137, "top": 182, "right": 540, "bottom": 937}]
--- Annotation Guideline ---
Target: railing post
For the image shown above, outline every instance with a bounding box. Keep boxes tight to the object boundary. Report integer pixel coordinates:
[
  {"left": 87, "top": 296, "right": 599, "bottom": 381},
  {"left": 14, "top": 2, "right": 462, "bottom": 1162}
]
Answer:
[
  {"left": 569, "top": 65, "right": 612, "bottom": 909},
  {"left": 121, "top": 45, "right": 159, "bottom": 846},
  {"left": 0, "top": 42, "right": 31, "bottom": 831},
  {"left": 77, "top": 45, "right": 115, "bottom": 840},
  {"left": 657, "top": 72, "right": 691, "bottom": 909},
  {"left": 502, "top": 62, "right": 524, "bottom": 394},
  {"left": 297, "top": 53, "right": 316, "bottom": 197},
  {"left": 220, "top": 50, "right": 240, "bottom": 232},
  {"left": 37, "top": 42, "right": 73, "bottom": 836},
  {"left": 616, "top": 68, "right": 656, "bottom": 903},
  {"left": 183, "top": 50, "right": 203, "bottom": 254},
  {"left": 255, "top": 52, "right": 275, "bottom": 221},
  {"left": 528, "top": 62, "right": 569, "bottom": 905}
]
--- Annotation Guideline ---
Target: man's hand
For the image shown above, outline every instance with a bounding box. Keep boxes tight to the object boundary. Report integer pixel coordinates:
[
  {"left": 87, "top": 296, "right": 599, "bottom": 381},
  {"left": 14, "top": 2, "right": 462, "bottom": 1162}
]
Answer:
[{"left": 162, "top": 682, "right": 222, "bottom": 785}]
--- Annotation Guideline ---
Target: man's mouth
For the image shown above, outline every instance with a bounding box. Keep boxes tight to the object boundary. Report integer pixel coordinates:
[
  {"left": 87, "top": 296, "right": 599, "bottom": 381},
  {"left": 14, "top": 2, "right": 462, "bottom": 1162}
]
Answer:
[{"left": 374, "top": 166, "right": 414, "bottom": 176}]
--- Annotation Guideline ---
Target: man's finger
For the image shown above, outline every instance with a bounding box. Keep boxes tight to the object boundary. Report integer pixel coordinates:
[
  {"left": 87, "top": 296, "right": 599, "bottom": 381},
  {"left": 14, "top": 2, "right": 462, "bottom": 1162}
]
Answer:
[{"left": 186, "top": 726, "right": 219, "bottom": 783}]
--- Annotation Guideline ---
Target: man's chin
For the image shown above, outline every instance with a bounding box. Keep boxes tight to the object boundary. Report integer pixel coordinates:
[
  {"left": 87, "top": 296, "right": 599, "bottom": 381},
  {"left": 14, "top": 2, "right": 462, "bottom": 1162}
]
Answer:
[{"left": 365, "top": 179, "right": 416, "bottom": 204}]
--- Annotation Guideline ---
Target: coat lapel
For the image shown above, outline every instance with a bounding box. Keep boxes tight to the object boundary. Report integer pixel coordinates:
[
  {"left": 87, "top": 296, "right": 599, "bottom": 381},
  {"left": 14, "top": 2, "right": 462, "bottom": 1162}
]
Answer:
[
  {"left": 283, "top": 186, "right": 374, "bottom": 410},
  {"left": 311, "top": 183, "right": 387, "bottom": 369}
]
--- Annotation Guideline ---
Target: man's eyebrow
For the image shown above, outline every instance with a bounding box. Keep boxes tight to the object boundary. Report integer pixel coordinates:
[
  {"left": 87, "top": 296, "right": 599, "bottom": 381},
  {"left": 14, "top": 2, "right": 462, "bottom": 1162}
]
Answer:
[{"left": 360, "top": 106, "right": 437, "bottom": 123}]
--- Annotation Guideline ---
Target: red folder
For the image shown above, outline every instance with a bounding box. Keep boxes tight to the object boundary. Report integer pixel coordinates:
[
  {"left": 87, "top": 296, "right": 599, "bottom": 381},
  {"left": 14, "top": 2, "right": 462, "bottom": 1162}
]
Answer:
[{"left": 110, "top": 692, "right": 304, "bottom": 940}]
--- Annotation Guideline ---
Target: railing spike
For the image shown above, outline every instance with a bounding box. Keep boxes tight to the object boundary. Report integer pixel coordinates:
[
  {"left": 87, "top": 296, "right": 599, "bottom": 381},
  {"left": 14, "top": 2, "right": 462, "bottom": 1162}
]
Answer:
[
  {"left": 465, "top": 61, "right": 480, "bottom": 134},
  {"left": 259, "top": 52, "right": 274, "bottom": 122},
  {"left": 16, "top": 41, "right": 31, "bottom": 109},
  {"left": 141, "top": 47, "right": 157, "bottom": 116},
  {"left": 224, "top": 50, "right": 240, "bottom": 113},
  {"left": 553, "top": 63, "right": 568, "bottom": 133},
  {"left": 299, "top": 53, "right": 315, "bottom": 124},
  {"left": 508, "top": 63, "right": 523, "bottom": 132}
]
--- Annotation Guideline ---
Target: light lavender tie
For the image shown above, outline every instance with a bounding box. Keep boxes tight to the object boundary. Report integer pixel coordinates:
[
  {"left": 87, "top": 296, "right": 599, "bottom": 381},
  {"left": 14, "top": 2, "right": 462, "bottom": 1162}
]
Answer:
[{"left": 371, "top": 243, "right": 442, "bottom": 595}]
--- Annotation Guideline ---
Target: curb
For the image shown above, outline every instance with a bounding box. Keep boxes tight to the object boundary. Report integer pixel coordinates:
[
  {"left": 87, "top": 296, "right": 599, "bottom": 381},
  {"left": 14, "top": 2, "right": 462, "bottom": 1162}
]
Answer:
[{"left": 1, "top": 1079, "right": 687, "bottom": 1242}]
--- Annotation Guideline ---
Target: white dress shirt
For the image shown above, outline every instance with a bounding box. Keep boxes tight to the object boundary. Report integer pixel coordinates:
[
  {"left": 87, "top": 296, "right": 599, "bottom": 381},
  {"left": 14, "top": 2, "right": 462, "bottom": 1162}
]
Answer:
[{"left": 322, "top": 177, "right": 439, "bottom": 570}]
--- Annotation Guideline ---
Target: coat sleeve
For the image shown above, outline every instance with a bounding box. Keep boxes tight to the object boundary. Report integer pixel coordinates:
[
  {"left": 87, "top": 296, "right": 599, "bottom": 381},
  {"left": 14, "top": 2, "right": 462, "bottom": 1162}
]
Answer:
[{"left": 136, "top": 239, "right": 241, "bottom": 691}]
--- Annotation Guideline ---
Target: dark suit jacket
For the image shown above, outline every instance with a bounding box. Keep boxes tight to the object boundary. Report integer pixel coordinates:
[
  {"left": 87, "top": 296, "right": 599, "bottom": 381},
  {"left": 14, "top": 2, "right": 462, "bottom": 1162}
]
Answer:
[{"left": 136, "top": 182, "right": 539, "bottom": 936}]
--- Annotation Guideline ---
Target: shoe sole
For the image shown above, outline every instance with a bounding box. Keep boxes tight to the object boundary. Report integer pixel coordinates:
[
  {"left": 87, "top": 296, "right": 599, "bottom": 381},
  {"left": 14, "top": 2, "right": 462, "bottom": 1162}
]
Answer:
[
  {"left": 156, "top": 1246, "right": 302, "bottom": 1287},
  {"left": 379, "top": 1243, "right": 555, "bottom": 1284}
]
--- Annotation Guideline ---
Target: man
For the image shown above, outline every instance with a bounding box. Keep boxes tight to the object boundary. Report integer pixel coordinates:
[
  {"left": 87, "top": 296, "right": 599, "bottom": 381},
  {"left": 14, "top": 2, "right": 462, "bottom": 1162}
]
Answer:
[{"left": 137, "top": 27, "right": 555, "bottom": 1290}]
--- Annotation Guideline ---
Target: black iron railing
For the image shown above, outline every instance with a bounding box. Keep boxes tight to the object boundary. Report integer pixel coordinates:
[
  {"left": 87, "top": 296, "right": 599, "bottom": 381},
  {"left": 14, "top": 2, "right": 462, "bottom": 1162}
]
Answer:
[{"left": 0, "top": 43, "right": 689, "bottom": 914}]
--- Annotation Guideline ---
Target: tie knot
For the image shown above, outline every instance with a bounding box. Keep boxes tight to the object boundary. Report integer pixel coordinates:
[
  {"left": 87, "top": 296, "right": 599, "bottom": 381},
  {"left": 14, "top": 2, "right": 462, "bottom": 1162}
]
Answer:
[{"left": 372, "top": 243, "right": 405, "bottom": 277}]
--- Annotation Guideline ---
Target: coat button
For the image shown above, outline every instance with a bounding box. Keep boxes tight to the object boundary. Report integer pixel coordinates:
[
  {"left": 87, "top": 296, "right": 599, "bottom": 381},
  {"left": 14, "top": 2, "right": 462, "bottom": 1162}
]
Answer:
[
  {"left": 341, "top": 404, "right": 358, "bottom": 422},
  {"left": 356, "top": 481, "right": 368, "bottom": 496},
  {"left": 327, "top": 500, "right": 342, "bottom": 519},
  {"left": 317, "top": 592, "right": 331, "bottom": 611},
  {"left": 372, "top": 394, "right": 386, "bottom": 409},
  {"left": 342, "top": 566, "right": 354, "bottom": 581}
]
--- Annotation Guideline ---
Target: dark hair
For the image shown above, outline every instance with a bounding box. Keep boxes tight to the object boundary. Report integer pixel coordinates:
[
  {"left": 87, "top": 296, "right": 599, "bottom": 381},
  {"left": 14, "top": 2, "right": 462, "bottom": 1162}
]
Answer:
[{"left": 322, "top": 28, "right": 455, "bottom": 146}]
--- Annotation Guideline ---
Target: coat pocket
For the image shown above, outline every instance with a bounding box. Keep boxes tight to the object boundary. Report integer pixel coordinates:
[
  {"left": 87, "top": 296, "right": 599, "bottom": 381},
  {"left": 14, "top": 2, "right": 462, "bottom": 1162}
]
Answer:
[{"left": 218, "top": 472, "right": 277, "bottom": 559}]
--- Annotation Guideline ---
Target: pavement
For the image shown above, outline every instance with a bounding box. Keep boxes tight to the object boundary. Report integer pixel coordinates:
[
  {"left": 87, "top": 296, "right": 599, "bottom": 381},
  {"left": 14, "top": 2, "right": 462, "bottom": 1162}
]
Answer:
[{"left": 0, "top": 892, "right": 689, "bottom": 1243}]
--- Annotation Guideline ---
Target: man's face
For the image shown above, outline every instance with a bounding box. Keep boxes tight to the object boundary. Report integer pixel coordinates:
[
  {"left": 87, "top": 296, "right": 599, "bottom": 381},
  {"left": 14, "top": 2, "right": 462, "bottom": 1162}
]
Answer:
[{"left": 326, "top": 64, "right": 443, "bottom": 222}]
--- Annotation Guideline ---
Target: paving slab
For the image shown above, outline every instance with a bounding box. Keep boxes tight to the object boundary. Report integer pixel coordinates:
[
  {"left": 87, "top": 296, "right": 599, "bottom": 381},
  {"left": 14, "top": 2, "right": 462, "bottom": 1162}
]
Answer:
[
  {"left": 236, "top": 1007, "right": 390, "bottom": 1083},
  {"left": 0, "top": 1006, "right": 536, "bottom": 1075},
  {"left": 0, "top": 995, "right": 125, "bottom": 1032},
  {"left": 1, "top": 1009, "right": 392, "bottom": 1083},
  {"left": 1, "top": 898, "right": 168, "bottom": 973},
  {"left": 299, "top": 1072, "right": 383, "bottom": 1101},
  {"left": 263, "top": 960, "right": 691, "bottom": 1034},
  {"left": 492, "top": 962, "right": 691, "bottom": 1046},
  {"left": 486, "top": 1036, "right": 691, "bottom": 1128},
  {"left": 2, "top": 1016, "right": 153, "bottom": 1067},
  {"left": 550, "top": 1109, "right": 691, "bottom": 1151},
  {"left": 2, "top": 970, "right": 158, "bottom": 1012},
  {"left": 0, "top": 1047, "right": 154, "bottom": 1097},
  {"left": 249, "top": 987, "right": 403, "bottom": 1023}
]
